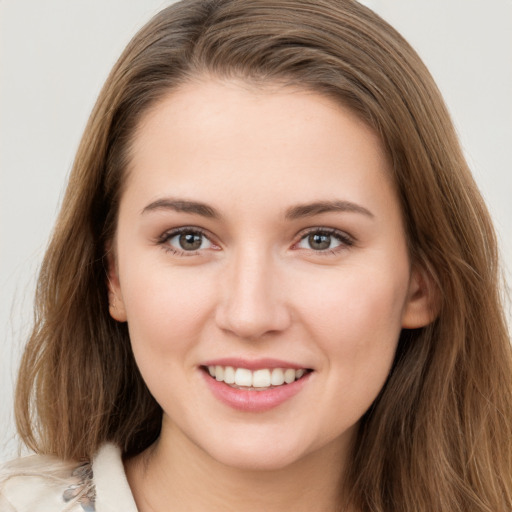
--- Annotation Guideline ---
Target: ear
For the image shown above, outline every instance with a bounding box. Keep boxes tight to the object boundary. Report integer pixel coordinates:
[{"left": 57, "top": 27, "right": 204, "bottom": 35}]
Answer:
[
  {"left": 105, "top": 247, "right": 128, "bottom": 323},
  {"left": 401, "top": 265, "right": 439, "bottom": 329}
]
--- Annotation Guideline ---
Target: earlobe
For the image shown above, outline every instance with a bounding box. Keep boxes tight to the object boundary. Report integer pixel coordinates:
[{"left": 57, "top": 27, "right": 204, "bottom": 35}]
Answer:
[
  {"left": 105, "top": 249, "right": 128, "bottom": 323},
  {"left": 401, "top": 266, "right": 439, "bottom": 329}
]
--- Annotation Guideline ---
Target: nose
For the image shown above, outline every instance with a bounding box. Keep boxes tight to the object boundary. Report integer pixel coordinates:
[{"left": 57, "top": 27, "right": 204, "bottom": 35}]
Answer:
[{"left": 214, "top": 248, "right": 292, "bottom": 340}]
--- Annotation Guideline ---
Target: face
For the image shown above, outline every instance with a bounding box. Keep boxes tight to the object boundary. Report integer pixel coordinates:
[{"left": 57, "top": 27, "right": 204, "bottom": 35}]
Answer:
[{"left": 109, "top": 79, "right": 432, "bottom": 472}]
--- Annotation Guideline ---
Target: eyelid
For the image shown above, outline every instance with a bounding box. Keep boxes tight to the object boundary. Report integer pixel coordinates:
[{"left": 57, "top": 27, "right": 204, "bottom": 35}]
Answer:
[
  {"left": 293, "top": 227, "right": 355, "bottom": 253},
  {"left": 155, "top": 226, "right": 219, "bottom": 256},
  {"left": 154, "top": 225, "right": 354, "bottom": 257}
]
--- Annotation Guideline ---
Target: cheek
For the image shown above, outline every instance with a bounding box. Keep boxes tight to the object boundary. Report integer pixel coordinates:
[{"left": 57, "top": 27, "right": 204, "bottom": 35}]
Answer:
[
  {"left": 119, "top": 266, "right": 218, "bottom": 409},
  {"left": 301, "top": 265, "right": 409, "bottom": 422},
  {"left": 118, "top": 257, "right": 216, "bottom": 356},
  {"left": 294, "top": 260, "right": 409, "bottom": 364}
]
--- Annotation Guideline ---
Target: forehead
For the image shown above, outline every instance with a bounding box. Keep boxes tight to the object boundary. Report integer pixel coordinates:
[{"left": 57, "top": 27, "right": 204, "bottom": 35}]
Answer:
[{"left": 122, "top": 78, "right": 397, "bottom": 221}]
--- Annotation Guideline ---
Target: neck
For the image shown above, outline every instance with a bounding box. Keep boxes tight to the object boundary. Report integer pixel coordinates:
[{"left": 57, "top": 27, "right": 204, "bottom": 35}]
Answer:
[{"left": 125, "top": 421, "right": 354, "bottom": 512}]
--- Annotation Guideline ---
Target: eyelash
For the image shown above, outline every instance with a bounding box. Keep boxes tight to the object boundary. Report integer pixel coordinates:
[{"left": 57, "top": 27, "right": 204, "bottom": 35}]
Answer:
[
  {"left": 155, "top": 226, "right": 355, "bottom": 257},
  {"left": 295, "top": 227, "right": 355, "bottom": 255},
  {"left": 156, "top": 226, "right": 214, "bottom": 257}
]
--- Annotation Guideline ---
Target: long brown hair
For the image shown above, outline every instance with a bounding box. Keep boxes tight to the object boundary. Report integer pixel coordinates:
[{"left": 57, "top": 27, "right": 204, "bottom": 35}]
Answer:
[{"left": 15, "top": 1, "right": 512, "bottom": 510}]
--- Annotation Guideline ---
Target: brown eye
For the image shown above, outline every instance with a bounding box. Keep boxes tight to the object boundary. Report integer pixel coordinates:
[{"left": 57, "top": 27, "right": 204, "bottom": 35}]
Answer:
[
  {"left": 179, "top": 233, "right": 203, "bottom": 251},
  {"left": 296, "top": 229, "right": 351, "bottom": 252},
  {"left": 165, "top": 230, "right": 213, "bottom": 252},
  {"left": 308, "top": 233, "right": 332, "bottom": 250}
]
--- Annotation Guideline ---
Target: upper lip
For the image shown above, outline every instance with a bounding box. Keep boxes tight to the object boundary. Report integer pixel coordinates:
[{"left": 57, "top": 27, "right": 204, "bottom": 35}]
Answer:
[{"left": 200, "top": 357, "right": 311, "bottom": 371}]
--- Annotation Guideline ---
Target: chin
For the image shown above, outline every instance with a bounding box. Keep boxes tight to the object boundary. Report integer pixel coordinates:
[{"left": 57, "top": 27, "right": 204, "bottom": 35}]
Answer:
[
  {"left": 193, "top": 431, "right": 303, "bottom": 472},
  {"left": 212, "top": 447, "right": 304, "bottom": 472}
]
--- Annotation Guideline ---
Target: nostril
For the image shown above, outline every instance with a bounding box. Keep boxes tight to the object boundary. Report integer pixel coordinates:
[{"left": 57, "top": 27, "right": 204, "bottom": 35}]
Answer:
[{"left": 214, "top": 304, "right": 293, "bottom": 340}]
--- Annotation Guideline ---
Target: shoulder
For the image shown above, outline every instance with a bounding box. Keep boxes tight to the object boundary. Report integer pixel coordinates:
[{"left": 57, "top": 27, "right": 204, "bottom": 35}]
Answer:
[
  {"left": 0, "top": 443, "right": 136, "bottom": 512},
  {"left": 0, "top": 450, "right": 93, "bottom": 511}
]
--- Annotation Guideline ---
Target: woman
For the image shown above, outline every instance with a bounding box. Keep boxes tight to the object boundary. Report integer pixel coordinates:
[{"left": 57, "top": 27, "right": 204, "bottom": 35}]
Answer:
[{"left": 2, "top": 0, "right": 511, "bottom": 511}]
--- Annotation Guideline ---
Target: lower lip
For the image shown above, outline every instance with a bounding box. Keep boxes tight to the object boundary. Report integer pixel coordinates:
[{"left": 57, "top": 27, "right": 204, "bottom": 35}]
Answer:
[{"left": 202, "top": 370, "right": 312, "bottom": 412}]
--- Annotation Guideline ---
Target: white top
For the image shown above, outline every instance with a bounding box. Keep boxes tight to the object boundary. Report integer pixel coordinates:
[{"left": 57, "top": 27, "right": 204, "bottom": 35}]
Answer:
[{"left": 0, "top": 444, "right": 138, "bottom": 511}]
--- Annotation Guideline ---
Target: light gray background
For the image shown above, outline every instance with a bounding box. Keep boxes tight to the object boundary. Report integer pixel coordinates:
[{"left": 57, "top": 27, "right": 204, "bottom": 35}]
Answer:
[{"left": 1, "top": 0, "right": 511, "bottom": 463}]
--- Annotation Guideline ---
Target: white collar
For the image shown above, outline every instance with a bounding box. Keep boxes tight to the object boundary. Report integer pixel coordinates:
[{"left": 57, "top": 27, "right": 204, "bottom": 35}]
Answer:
[{"left": 92, "top": 444, "right": 138, "bottom": 512}]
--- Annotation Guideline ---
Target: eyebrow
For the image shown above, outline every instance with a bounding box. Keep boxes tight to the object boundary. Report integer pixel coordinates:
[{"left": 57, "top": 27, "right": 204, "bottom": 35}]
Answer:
[
  {"left": 141, "top": 198, "right": 219, "bottom": 218},
  {"left": 141, "top": 198, "right": 374, "bottom": 220},
  {"left": 285, "top": 200, "right": 374, "bottom": 220}
]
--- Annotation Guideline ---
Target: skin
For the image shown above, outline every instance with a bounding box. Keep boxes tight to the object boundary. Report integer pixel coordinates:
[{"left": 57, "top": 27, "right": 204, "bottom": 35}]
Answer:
[{"left": 108, "top": 79, "right": 434, "bottom": 512}]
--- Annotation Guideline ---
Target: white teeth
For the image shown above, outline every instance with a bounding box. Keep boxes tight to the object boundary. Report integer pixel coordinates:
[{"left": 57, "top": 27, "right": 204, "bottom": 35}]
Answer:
[
  {"left": 253, "top": 369, "right": 271, "bottom": 388},
  {"left": 270, "top": 368, "right": 285, "bottom": 386},
  {"left": 207, "top": 365, "right": 308, "bottom": 389},
  {"left": 224, "top": 366, "right": 236, "bottom": 384},
  {"left": 235, "top": 368, "right": 253, "bottom": 387},
  {"left": 284, "top": 368, "right": 296, "bottom": 384}
]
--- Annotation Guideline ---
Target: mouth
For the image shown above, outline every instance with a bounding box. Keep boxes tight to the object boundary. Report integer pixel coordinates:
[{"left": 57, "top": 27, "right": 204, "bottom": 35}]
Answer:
[{"left": 201, "top": 365, "right": 313, "bottom": 391}]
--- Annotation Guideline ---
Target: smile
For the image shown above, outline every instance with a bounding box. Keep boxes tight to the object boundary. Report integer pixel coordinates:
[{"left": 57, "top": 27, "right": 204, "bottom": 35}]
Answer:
[{"left": 205, "top": 365, "right": 310, "bottom": 390}]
